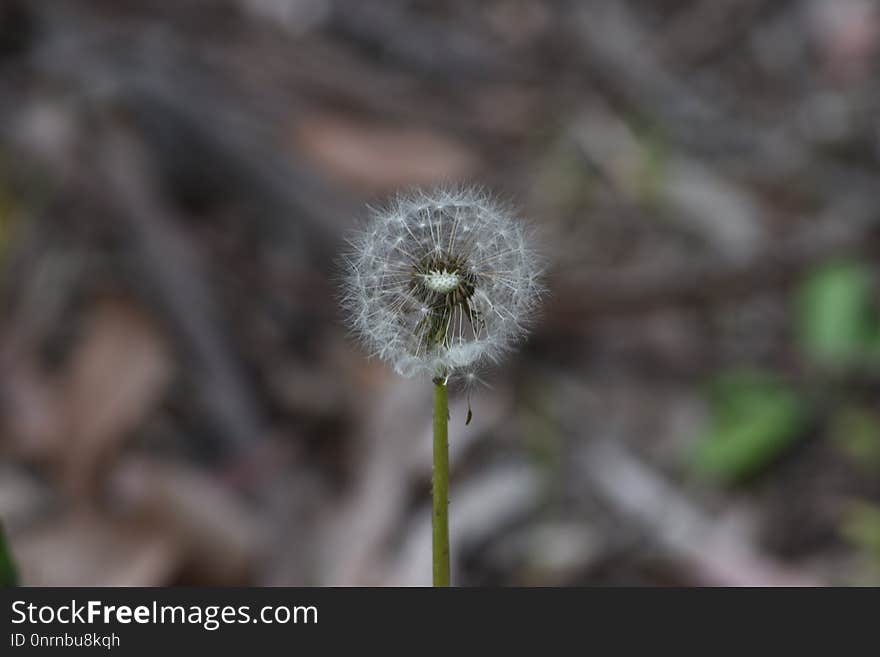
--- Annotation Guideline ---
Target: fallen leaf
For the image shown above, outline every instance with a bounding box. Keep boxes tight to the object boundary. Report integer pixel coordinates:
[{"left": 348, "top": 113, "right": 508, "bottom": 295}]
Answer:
[
  {"left": 110, "top": 457, "right": 266, "bottom": 584},
  {"left": 61, "top": 297, "right": 172, "bottom": 495},
  {"left": 293, "top": 113, "right": 480, "bottom": 192},
  {"left": 13, "top": 511, "right": 180, "bottom": 586}
]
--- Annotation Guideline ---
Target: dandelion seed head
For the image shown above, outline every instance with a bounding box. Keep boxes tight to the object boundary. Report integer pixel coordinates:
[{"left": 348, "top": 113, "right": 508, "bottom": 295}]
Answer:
[{"left": 341, "top": 186, "right": 543, "bottom": 381}]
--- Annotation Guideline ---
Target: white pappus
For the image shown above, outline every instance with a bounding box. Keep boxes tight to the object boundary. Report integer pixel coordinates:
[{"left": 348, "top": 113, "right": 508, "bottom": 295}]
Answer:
[{"left": 341, "top": 187, "right": 542, "bottom": 384}]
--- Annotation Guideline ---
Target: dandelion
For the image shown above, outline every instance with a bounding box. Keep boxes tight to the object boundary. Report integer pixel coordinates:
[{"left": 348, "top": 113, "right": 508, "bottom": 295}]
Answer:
[
  {"left": 342, "top": 187, "right": 542, "bottom": 382},
  {"left": 340, "top": 186, "right": 543, "bottom": 586}
]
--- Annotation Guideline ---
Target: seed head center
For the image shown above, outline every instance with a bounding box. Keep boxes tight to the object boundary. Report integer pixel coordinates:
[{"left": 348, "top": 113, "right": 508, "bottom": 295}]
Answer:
[{"left": 423, "top": 269, "right": 462, "bottom": 294}]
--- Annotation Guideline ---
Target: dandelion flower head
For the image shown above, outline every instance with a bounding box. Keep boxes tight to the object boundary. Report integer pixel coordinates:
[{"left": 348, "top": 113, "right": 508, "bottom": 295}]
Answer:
[{"left": 342, "top": 187, "right": 542, "bottom": 381}]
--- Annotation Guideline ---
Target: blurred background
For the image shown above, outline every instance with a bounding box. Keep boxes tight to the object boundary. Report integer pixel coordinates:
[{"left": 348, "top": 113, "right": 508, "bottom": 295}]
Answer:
[{"left": 2, "top": 0, "right": 880, "bottom": 586}]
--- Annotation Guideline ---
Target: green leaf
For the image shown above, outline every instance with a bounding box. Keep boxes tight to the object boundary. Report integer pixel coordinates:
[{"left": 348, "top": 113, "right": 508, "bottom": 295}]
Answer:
[
  {"left": 796, "top": 260, "right": 876, "bottom": 368},
  {"left": 0, "top": 520, "right": 18, "bottom": 587},
  {"left": 692, "top": 370, "right": 808, "bottom": 482}
]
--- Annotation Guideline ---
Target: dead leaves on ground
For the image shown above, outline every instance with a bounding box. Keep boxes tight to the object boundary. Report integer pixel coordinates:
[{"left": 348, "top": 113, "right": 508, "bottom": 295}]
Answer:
[{"left": 1, "top": 296, "right": 266, "bottom": 585}]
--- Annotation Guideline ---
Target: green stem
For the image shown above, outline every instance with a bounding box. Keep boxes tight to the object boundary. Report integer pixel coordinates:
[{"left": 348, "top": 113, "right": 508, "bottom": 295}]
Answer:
[
  {"left": 0, "top": 518, "right": 18, "bottom": 587},
  {"left": 432, "top": 377, "right": 450, "bottom": 587}
]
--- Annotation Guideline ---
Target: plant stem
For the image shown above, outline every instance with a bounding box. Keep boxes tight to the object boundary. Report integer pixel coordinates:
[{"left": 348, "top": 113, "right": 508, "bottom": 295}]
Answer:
[
  {"left": 0, "top": 518, "right": 18, "bottom": 586},
  {"left": 432, "top": 377, "right": 450, "bottom": 587}
]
